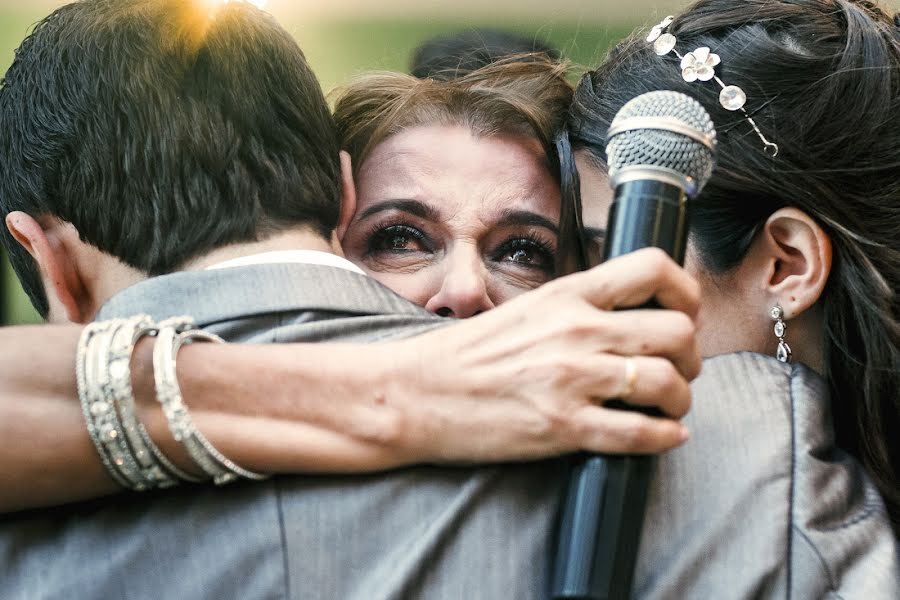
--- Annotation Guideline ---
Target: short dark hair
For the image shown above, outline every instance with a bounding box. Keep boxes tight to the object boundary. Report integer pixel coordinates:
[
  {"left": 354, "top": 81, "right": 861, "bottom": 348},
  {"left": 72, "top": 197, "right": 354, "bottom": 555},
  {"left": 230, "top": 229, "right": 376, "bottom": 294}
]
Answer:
[
  {"left": 0, "top": 0, "right": 341, "bottom": 316},
  {"left": 410, "top": 29, "right": 560, "bottom": 80}
]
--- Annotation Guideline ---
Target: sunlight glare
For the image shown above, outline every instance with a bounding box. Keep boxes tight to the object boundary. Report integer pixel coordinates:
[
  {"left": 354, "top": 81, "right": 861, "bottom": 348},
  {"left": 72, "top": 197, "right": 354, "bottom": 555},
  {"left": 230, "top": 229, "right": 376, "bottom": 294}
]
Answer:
[{"left": 205, "top": 0, "right": 269, "bottom": 10}]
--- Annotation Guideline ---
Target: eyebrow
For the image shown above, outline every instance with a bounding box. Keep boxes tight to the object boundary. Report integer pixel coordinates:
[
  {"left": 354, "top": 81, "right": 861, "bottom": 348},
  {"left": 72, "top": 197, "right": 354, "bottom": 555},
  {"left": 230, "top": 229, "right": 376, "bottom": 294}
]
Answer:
[
  {"left": 497, "top": 209, "right": 560, "bottom": 235},
  {"left": 357, "top": 201, "right": 560, "bottom": 236},
  {"left": 357, "top": 199, "right": 439, "bottom": 221}
]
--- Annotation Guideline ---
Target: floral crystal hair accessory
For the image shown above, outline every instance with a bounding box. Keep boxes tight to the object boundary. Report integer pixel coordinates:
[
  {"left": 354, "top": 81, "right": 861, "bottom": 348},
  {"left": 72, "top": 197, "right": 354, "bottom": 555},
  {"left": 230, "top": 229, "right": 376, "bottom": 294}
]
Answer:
[{"left": 647, "top": 16, "right": 779, "bottom": 157}]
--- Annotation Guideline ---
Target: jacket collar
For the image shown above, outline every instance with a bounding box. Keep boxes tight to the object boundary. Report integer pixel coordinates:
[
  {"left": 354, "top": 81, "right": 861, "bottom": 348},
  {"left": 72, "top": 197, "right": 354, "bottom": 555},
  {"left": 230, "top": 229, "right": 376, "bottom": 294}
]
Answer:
[{"left": 96, "top": 263, "right": 435, "bottom": 326}]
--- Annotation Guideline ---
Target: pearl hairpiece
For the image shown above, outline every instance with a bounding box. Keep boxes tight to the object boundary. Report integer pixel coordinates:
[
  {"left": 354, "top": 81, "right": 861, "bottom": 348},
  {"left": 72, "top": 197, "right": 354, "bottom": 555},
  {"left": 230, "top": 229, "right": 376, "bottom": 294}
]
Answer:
[{"left": 647, "top": 16, "right": 779, "bottom": 157}]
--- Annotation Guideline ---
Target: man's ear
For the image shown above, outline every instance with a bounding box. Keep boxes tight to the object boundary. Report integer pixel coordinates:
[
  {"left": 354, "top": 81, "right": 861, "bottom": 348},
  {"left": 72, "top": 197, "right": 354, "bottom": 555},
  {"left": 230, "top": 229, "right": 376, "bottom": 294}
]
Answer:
[
  {"left": 757, "top": 207, "right": 832, "bottom": 319},
  {"left": 5, "top": 211, "right": 90, "bottom": 323},
  {"left": 336, "top": 150, "right": 357, "bottom": 240}
]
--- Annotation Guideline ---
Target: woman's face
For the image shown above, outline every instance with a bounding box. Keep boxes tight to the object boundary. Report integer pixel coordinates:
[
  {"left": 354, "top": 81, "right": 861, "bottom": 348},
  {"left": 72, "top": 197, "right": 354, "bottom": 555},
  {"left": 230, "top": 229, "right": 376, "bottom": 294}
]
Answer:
[{"left": 341, "top": 125, "right": 561, "bottom": 318}]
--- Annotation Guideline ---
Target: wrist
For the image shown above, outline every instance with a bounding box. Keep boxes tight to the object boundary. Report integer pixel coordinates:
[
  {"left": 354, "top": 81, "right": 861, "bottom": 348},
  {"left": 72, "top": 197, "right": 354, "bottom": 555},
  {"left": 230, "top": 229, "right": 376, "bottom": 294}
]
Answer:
[
  {"left": 130, "top": 336, "right": 205, "bottom": 477},
  {"left": 375, "top": 337, "right": 450, "bottom": 465}
]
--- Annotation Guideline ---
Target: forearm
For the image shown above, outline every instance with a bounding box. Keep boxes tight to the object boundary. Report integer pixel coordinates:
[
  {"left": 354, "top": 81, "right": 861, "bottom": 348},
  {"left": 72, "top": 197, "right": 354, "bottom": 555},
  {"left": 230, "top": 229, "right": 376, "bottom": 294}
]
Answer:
[
  {"left": 0, "top": 326, "right": 119, "bottom": 512},
  {"left": 0, "top": 250, "right": 701, "bottom": 512},
  {"left": 134, "top": 341, "right": 411, "bottom": 476},
  {"left": 0, "top": 329, "right": 412, "bottom": 513}
]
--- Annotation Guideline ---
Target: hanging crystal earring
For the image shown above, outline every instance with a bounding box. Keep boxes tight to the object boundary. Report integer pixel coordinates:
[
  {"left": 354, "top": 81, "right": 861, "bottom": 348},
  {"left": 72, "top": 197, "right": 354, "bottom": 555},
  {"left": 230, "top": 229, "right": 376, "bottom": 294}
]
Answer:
[{"left": 770, "top": 305, "right": 792, "bottom": 363}]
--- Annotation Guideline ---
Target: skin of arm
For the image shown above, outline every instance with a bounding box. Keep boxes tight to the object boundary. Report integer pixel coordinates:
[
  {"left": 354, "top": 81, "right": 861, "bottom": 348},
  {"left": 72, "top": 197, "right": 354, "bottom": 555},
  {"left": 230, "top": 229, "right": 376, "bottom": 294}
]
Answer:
[{"left": 0, "top": 249, "right": 701, "bottom": 514}]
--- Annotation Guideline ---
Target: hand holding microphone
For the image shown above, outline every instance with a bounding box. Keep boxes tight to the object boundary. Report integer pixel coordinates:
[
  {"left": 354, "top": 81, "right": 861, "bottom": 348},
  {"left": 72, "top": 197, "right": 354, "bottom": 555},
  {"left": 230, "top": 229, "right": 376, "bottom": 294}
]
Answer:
[{"left": 552, "top": 90, "right": 717, "bottom": 600}]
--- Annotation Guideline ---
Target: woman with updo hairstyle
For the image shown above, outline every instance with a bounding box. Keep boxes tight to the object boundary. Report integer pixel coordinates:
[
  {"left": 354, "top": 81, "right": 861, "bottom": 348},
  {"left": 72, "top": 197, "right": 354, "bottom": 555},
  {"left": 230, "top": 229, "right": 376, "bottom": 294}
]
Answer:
[{"left": 562, "top": 0, "right": 899, "bottom": 595}]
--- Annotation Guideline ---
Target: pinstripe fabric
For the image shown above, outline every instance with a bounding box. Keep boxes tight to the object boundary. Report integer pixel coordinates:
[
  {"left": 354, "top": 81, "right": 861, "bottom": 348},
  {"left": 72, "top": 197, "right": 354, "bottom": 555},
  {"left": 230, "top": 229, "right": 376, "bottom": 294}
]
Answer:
[{"left": 0, "top": 266, "right": 895, "bottom": 599}]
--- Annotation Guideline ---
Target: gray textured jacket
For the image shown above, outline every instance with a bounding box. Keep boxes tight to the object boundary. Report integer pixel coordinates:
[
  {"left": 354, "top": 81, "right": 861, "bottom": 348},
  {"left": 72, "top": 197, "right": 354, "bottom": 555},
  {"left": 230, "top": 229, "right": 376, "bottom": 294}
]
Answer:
[
  {"left": 635, "top": 352, "right": 899, "bottom": 598},
  {"left": 1, "top": 264, "right": 896, "bottom": 599}
]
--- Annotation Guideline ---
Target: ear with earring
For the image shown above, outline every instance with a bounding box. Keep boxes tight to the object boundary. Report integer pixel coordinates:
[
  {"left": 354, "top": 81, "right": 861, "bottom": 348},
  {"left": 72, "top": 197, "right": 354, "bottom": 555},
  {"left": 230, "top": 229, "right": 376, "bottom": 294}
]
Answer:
[{"left": 770, "top": 305, "right": 792, "bottom": 363}]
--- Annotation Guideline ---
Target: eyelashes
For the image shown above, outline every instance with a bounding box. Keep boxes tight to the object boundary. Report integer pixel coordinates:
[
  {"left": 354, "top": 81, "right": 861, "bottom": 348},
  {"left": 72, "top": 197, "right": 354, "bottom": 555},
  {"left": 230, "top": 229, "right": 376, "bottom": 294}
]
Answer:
[
  {"left": 493, "top": 232, "right": 557, "bottom": 273},
  {"left": 361, "top": 218, "right": 557, "bottom": 274},
  {"left": 365, "top": 223, "right": 431, "bottom": 255}
]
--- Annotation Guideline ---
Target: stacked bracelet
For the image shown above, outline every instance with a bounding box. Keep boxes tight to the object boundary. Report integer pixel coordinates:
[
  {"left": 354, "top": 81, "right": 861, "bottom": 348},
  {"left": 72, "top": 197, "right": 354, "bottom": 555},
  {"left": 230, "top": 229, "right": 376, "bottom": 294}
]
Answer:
[
  {"left": 77, "top": 315, "right": 267, "bottom": 492},
  {"left": 79, "top": 318, "right": 154, "bottom": 490},
  {"left": 153, "top": 321, "right": 267, "bottom": 485},
  {"left": 78, "top": 320, "right": 135, "bottom": 490},
  {"left": 107, "top": 316, "right": 200, "bottom": 487}
]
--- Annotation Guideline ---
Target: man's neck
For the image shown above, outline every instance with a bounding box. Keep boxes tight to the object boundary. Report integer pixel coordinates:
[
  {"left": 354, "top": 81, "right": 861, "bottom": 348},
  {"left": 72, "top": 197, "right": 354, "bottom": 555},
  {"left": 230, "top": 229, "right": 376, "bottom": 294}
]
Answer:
[{"left": 181, "top": 228, "right": 342, "bottom": 271}]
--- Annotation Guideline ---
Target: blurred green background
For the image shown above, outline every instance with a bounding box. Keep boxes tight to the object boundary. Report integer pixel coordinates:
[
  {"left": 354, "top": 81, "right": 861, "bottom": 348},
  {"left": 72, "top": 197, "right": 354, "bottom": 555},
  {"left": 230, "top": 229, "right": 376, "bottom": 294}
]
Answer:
[{"left": 1, "top": 0, "right": 646, "bottom": 324}]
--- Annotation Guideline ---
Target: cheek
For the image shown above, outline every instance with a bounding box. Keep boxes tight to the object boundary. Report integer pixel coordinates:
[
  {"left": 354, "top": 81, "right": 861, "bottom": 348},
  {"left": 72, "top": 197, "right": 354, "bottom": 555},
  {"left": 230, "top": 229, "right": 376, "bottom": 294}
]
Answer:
[
  {"left": 485, "top": 273, "right": 543, "bottom": 306},
  {"left": 339, "top": 225, "right": 368, "bottom": 262},
  {"left": 684, "top": 245, "right": 770, "bottom": 357},
  {"left": 361, "top": 266, "right": 438, "bottom": 308}
]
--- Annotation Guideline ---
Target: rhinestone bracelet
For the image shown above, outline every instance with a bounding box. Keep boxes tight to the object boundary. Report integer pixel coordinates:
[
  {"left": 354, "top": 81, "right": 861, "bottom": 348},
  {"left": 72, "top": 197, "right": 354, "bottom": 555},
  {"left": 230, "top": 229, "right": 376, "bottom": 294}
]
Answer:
[
  {"left": 78, "top": 321, "right": 133, "bottom": 489},
  {"left": 79, "top": 319, "right": 153, "bottom": 490},
  {"left": 153, "top": 319, "right": 268, "bottom": 485},
  {"left": 107, "top": 315, "right": 200, "bottom": 488}
]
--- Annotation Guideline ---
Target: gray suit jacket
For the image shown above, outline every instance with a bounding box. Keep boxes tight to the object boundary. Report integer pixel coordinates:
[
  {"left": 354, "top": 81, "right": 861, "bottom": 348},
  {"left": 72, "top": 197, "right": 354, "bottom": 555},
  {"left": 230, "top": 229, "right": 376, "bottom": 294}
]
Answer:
[
  {"left": 634, "top": 353, "right": 899, "bottom": 599},
  {"left": 2, "top": 264, "right": 896, "bottom": 599}
]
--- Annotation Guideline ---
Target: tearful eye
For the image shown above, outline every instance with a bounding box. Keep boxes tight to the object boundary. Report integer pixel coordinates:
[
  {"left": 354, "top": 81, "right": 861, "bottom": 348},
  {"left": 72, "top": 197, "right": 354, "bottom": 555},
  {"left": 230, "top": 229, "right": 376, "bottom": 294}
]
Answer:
[
  {"left": 387, "top": 233, "right": 412, "bottom": 250},
  {"left": 496, "top": 237, "right": 555, "bottom": 272},
  {"left": 368, "top": 224, "right": 430, "bottom": 254},
  {"left": 507, "top": 247, "right": 537, "bottom": 264}
]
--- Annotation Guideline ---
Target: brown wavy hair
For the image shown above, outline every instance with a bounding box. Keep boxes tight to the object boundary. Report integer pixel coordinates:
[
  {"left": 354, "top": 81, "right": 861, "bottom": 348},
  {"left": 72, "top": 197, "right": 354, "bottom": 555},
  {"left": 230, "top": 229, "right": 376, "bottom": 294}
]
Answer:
[{"left": 332, "top": 56, "right": 573, "bottom": 180}]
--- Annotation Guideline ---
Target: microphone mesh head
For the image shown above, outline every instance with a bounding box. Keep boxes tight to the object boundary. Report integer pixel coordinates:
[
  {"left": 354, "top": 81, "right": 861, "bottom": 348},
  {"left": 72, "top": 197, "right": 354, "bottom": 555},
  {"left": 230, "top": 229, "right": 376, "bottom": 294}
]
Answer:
[{"left": 606, "top": 91, "right": 716, "bottom": 193}]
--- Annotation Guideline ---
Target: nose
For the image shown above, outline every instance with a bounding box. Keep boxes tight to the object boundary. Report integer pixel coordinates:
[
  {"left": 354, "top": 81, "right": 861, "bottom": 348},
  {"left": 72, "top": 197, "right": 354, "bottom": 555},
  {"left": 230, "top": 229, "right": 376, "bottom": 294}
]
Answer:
[{"left": 424, "top": 247, "right": 495, "bottom": 318}]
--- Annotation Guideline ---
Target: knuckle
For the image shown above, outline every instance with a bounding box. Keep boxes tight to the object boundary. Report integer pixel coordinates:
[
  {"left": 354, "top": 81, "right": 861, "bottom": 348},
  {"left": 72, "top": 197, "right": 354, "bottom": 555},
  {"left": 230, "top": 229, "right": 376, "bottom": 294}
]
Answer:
[
  {"left": 532, "top": 398, "right": 576, "bottom": 441},
  {"left": 561, "top": 315, "right": 607, "bottom": 341},
  {"left": 680, "top": 386, "right": 693, "bottom": 414},
  {"left": 656, "top": 359, "right": 683, "bottom": 394},
  {"left": 670, "top": 312, "right": 697, "bottom": 346},
  {"left": 665, "top": 383, "right": 691, "bottom": 418},
  {"left": 585, "top": 356, "right": 622, "bottom": 397},
  {"left": 542, "top": 274, "right": 577, "bottom": 298},
  {"left": 621, "top": 419, "right": 651, "bottom": 450},
  {"left": 588, "top": 274, "right": 614, "bottom": 300},
  {"left": 687, "top": 352, "right": 703, "bottom": 380},
  {"left": 543, "top": 356, "right": 584, "bottom": 389},
  {"left": 665, "top": 381, "right": 691, "bottom": 418},
  {"left": 641, "top": 247, "right": 672, "bottom": 271}
]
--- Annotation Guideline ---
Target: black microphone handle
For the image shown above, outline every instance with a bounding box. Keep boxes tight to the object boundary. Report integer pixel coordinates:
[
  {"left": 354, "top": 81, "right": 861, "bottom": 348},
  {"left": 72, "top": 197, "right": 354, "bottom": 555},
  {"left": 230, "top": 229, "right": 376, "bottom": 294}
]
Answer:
[{"left": 551, "top": 178, "right": 689, "bottom": 600}]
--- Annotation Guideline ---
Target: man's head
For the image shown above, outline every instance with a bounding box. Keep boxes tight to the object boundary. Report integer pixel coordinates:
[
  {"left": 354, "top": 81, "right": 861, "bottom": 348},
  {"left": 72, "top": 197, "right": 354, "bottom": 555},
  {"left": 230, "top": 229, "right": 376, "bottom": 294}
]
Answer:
[{"left": 0, "top": 0, "right": 341, "bottom": 322}]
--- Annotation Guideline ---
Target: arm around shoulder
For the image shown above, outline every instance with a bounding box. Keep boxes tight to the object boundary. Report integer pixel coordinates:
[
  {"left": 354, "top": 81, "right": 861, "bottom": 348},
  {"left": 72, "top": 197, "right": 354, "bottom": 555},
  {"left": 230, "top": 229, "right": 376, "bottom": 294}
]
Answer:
[{"left": 0, "top": 250, "right": 701, "bottom": 512}]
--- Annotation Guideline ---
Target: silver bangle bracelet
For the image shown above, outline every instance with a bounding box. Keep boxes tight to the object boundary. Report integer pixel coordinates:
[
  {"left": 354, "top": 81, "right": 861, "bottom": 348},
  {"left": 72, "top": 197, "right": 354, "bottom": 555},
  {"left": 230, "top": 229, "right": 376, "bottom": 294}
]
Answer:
[
  {"left": 136, "top": 422, "right": 206, "bottom": 485},
  {"left": 153, "top": 320, "right": 268, "bottom": 485},
  {"left": 79, "top": 319, "right": 152, "bottom": 490},
  {"left": 107, "top": 316, "right": 199, "bottom": 488},
  {"left": 78, "top": 321, "right": 132, "bottom": 489}
]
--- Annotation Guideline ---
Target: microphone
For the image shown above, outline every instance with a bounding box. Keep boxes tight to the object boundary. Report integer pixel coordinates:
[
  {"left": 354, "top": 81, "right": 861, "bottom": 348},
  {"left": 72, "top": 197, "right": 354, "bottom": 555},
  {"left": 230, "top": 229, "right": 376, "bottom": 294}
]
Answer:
[{"left": 551, "top": 91, "right": 717, "bottom": 600}]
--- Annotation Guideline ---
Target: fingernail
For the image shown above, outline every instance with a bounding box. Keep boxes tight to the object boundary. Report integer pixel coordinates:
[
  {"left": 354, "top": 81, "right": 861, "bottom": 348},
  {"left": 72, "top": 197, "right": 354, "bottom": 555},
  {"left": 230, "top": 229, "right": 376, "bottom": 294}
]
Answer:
[{"left": 679, "top": 426, "right": 691, "bottom": 442}]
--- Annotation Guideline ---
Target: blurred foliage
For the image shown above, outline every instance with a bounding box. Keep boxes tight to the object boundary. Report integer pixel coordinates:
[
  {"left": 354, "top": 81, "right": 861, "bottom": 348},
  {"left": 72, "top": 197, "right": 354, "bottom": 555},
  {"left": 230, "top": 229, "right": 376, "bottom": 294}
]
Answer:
[
  {"left": 297, "top": 19, "right": 628, "bottom": 91},
  {"left": 0, "top": 7, "right": 628, "bottom": 325}
]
